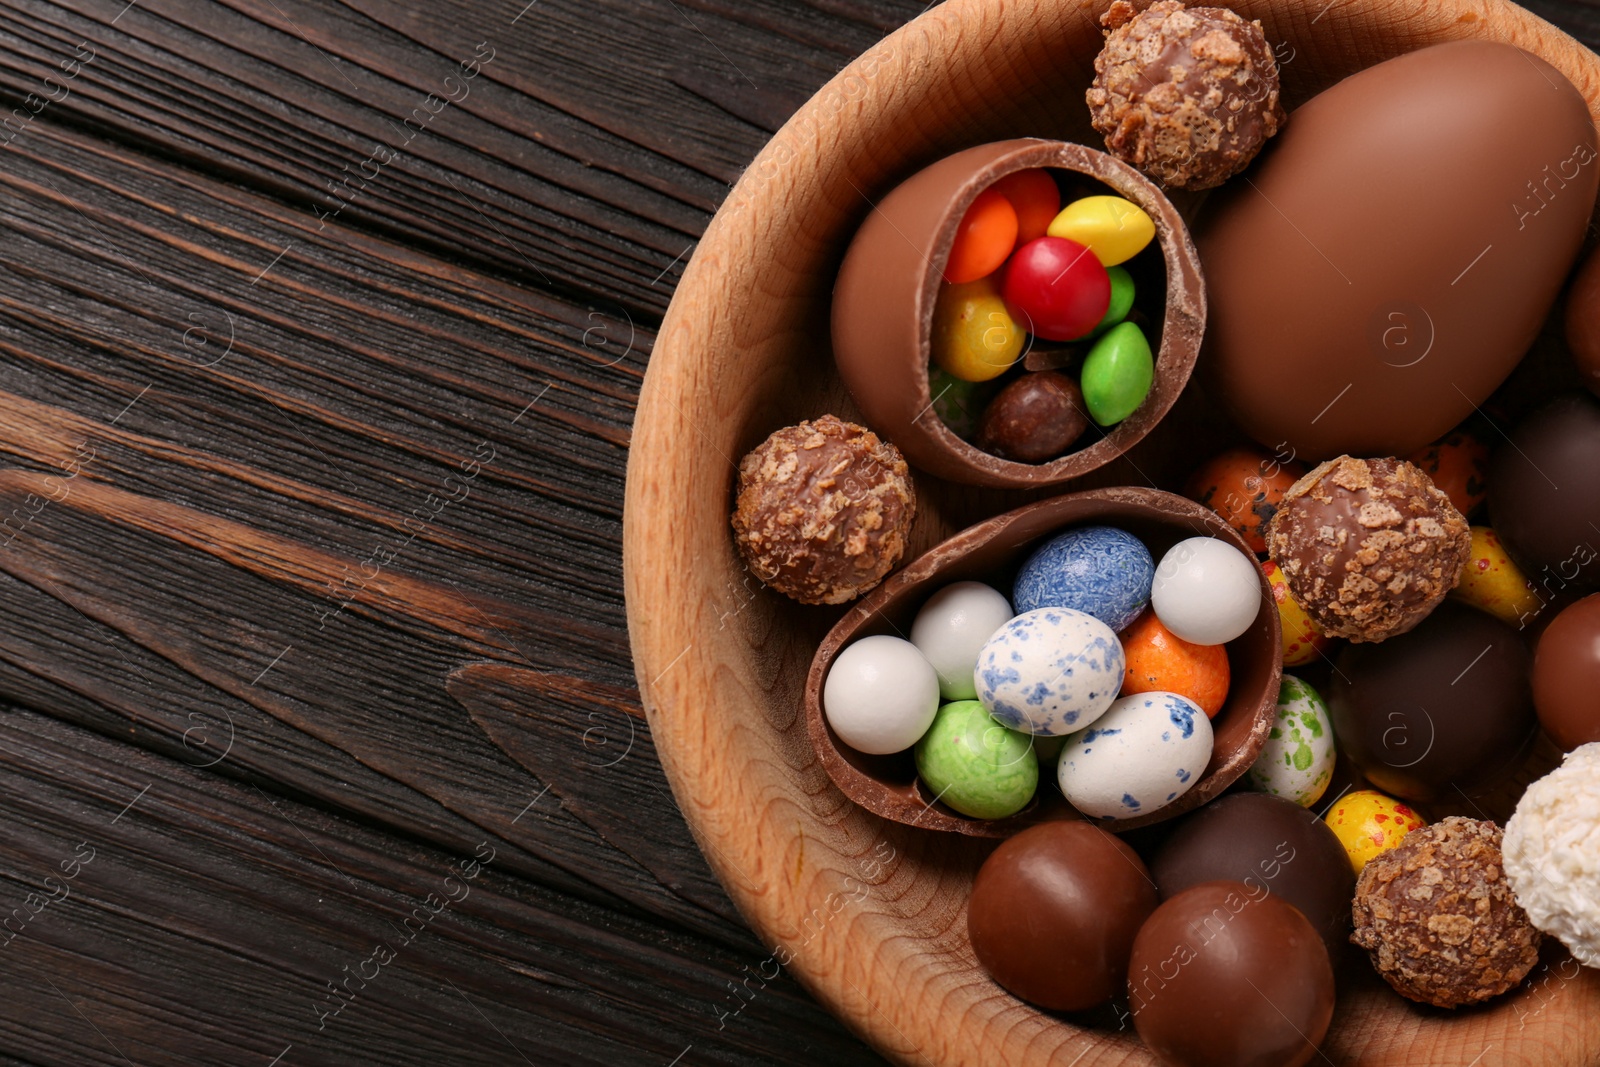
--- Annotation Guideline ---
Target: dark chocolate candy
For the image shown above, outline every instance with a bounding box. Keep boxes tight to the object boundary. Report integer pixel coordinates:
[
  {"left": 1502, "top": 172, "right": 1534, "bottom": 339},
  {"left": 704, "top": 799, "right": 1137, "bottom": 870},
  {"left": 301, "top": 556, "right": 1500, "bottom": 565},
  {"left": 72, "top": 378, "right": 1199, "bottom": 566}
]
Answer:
[
  {"left": 1532, "top": 593, "right": 1600, "bottom": 751},
  {"left": 975, "top": 371, "right": 1089, "bottom": 462},
  {"left": 1198, "top": 41, "right": 1597, "bottom": 461},
  {"left": 1487, "top": 393, "right": 1600, "bottom": 599},
  {"left": 1128, "top": 881, "right": 1334, "bottom": 1067},
  {"left": 967, "top": 820, "right": 1157, "bottom": 1011},
  {"left": 1564, "top": 241, "right": 1600, "bottom": 398},
  {"left": 1328, "top": 602, "right": 1537, "bottom": 804},
  {"left": 1150, "top": 792, "right": 1355, "bottom": 959}
]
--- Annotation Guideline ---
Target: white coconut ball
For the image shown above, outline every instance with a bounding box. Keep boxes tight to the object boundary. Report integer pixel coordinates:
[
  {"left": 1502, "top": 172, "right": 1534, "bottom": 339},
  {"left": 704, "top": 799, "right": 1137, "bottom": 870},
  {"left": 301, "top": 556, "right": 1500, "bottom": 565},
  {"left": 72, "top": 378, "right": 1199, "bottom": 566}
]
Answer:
[{"left": 1503, "top": 742, "right": 1600, "bottom": 968}]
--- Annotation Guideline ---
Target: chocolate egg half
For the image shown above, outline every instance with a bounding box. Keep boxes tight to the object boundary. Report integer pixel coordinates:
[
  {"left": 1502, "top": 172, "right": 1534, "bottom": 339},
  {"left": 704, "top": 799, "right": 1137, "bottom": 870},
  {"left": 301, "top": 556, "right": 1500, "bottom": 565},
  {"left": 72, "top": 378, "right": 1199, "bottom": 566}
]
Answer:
[{"left": 1199, "top": 41, "right": 1597, "bottom": 462}]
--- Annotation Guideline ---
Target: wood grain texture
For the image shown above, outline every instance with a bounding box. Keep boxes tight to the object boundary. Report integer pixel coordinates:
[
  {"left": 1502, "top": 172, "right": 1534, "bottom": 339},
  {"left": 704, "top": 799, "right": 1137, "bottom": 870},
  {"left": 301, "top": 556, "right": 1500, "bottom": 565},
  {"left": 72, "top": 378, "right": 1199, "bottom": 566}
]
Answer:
[{"left": 626, "top": 0, "right": 1600, "bottom": 1064}]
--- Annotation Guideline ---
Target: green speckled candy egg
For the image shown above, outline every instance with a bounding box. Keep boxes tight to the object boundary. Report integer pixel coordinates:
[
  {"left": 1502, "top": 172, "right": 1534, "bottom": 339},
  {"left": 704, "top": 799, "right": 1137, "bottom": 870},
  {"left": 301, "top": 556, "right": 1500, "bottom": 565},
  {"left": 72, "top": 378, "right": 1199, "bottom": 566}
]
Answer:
[{"left": 1246, "top": 675, "right": 1335, "bottom": 807}]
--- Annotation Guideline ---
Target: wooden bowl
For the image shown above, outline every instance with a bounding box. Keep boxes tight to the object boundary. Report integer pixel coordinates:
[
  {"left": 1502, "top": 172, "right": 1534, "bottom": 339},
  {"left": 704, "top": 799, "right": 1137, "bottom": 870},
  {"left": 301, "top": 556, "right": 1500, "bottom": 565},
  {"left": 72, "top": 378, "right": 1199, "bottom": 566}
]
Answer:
[
  {"left": 804, "top": 487, "right": 1279, "bottom": 837},
  {"left": 625, "top": 1, "right": 1600, "bottom": 1063},
  {"left": 831, "top": 139, "right": 1205, "bottom": 488}
]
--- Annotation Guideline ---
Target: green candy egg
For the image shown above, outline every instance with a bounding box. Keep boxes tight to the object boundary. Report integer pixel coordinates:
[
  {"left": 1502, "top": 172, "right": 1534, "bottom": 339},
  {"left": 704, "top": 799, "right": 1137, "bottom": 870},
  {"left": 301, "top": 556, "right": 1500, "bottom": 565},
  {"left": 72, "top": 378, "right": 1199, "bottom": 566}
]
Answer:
[
  {"left": 1246, "top": 675, "right": 1336, "bottom": 807},
  {"left": 914, "top": 700, "right": 1038, "bottom": 819},
  {"left": 1080, "top": 321, "right": 1153, "bottom": 426},
  {"left": 1088, "top": 266, "right": 1135, "bottom": 337},
  {"left": 927, "top": 364, "right": 994, "bottom": 439}
]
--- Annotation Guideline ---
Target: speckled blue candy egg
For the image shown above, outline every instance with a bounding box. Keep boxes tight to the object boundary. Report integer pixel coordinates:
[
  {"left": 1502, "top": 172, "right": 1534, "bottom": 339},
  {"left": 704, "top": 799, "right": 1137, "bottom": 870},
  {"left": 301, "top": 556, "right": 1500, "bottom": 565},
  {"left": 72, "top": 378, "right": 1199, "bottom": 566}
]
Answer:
[
  {"left": 1013, "top": 526, "right": 1154, "bottom": 632},
  {"left": 1057, "top": 691, "right": 1214, "bottom": 820},
  {"left": 974, "top": 607, "right": 1125, "bottom": 737}
]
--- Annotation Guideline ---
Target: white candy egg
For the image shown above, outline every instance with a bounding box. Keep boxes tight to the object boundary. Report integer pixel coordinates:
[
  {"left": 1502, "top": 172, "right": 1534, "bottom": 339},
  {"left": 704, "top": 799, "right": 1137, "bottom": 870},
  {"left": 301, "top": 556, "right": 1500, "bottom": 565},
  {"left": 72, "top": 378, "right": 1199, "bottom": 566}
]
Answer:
[
  {"left": 1151, "top": 536, "right": 1261, "bottom": 645},
  {"left": 1247, "top": 675, "right": 1336, "bottom": 807},
  {"left": 823, "top": 635, "right": 940, "bottom": 755},
  {"left": 975, "top": 607, "right": 1124, "bottom": 737},
  {"left": 910, "top": 581, "right": 1014, "bottom": 700},
  {"left": 1058, "top": 691, "right": 1214, "bottom": 821}
]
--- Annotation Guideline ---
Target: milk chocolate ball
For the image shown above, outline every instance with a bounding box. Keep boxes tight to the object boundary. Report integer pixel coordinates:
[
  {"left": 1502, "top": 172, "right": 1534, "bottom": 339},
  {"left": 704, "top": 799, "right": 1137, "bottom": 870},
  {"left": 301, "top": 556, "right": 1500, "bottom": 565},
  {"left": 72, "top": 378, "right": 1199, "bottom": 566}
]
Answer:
[
  {"left": 1150, "top": 793, "right": 1355, "bottom": 959},
  {"left": 1328, "top": 602, "right": 1537, "bottom": 804},
  {"left": 1532, "top": 594, "right": 1600, "bottom": 751},
  {"left": 1487, "top": 393, "right": 1600, "bottom": 598},
  {"left": 975, "top": 371, "right": 1089, "bottom": 462},
  {"left": 1128, "top": 881, "right": 1334, "bottom": 1067},
  {"left": 1266, "top": 456, "right": 1471, "bottom": 643},
  {"left": 967, "top": 820, "right": 1158, "bottom": 1011}
]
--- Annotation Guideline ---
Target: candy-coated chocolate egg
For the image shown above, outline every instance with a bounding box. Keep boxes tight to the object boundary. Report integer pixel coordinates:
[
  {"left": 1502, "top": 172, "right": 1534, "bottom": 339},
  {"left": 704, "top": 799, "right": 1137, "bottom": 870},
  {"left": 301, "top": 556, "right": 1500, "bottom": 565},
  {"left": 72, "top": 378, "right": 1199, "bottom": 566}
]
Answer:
[
  {"left": 1014, "top": 526, "right": 1153, "bottom": 632},
  {"left": 969, "top": 822, "right": 1158, "bottom": 1011},
  {"left": 1406, "top": 426, "right": 1489, "bottom": 517},
  {"left": 1184, "top": 446, "right": 1306, "bottom": 555},
  {"left": 1120, "top": 609, "right": 1230, "bottom": 718},
  {"left": 1046, "top": 195, "right": 1155, "bottom": 266},
  {"left": 1058, "top": 691, "right": 1213, "bottom": 820},
  {"left": 931, "top": 279, "right": 1025, "bottom": 382},
  {"left": 914, "top": 700, "right": 1039, "bottom": 818},
  {"left": 1080, "top": 321, "right": 1153, "bottom": 425},
  {"left": 976, "top": 607, "right": 1125, "bottom": 736},
  {"left": 1531, "top": 594, "right": 1600, "bottom": 750},
  {"left": 1002, "top": 236, "right": 1111, "bottom": 342},
  {"left": 1151, "top": 536, "right": 1261, "bottom": 646},
  {"left": 910, "top": 581, "right": 1015, "bottom": 701},
  {"left": 1262, "top": 559, "right": 1334, "bottom": 667},
  {"left": 992, "top": 168, "right": 1061, "bottom": 246},
  {"left": 1247, "top": 675, "right": 1336, "bottom": 807},
  {"left": 974, "top": 371, "right": 1089, "bottom": 462},
  {"left": 1322, "top": 789, "right": 1425, "bottom": 875},
  {"left": 1090, "top": 265, "right": 1136, "bottom": 335},
  {"left": 1452, "top": 526, "right": 1543, "bottom": 628},
  {"left": 944, "top": 186, "right": 1017, "bottom": 284},
  {"left": 823, "top": 635, "right": 939, "bottom": 755}
]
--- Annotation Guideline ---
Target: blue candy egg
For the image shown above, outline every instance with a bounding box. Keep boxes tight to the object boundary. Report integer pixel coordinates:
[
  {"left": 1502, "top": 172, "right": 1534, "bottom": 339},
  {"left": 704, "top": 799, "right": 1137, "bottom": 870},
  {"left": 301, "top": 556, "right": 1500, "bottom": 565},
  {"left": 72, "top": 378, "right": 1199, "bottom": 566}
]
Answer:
[
  {"left": 1057, "top": 691, "right": 1214, "bottom": 820},
  {"left": 1013, "top": 526, "right": 1153, "bottom": 632},
  {"left": 974, "top": 607, "right": 1124, "bottom": 737}
]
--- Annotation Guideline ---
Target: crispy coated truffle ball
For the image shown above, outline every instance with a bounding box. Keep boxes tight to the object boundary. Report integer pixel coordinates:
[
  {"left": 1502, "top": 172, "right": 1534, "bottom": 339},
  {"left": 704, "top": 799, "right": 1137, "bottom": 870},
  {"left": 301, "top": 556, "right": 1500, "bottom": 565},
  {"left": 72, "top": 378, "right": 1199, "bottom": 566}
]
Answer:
[
  {"left": 731, "top": 415, "right": 916, "bottom": 605},
  {"left": 1266, "top": 456, "right": 1471, "bottom": 643},
  {"left": 1352, "top": 817, "right": 1540, "bottom": 1008},
  {"left": 1087, "top": 0, "right": 1286, "bottom": 190}
]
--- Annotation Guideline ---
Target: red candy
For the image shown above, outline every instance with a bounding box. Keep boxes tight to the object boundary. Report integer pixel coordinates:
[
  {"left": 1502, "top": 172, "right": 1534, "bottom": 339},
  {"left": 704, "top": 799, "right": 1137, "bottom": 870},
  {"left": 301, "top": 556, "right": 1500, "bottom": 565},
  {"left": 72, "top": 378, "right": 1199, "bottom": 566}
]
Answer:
[
  {"left": 992, "top": 169, "right": 1061, "bottom": 246},
  {"left": 944, "top": 188, "right": 1018, "bottom": 284},
  {"left": 1001, "top": 237, "right": 1111, "bottom": 342}
]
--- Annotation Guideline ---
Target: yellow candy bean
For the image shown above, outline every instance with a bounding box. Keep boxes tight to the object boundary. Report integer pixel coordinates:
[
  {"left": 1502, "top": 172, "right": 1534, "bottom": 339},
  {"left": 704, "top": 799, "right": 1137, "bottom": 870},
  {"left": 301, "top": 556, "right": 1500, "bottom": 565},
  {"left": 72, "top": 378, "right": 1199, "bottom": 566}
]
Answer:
[
  {"left": 931, "top": 279, "right": 1024, "bottom": 382},
  {"left": 1323, "top": 789, "right": 1425, "bottom": 875},
  {"left": 1046, "top": 195, "right": 1156, "bottom": 266},
  {"left": 1452, "top": 526, "right": 1544, "bottom": 628}
]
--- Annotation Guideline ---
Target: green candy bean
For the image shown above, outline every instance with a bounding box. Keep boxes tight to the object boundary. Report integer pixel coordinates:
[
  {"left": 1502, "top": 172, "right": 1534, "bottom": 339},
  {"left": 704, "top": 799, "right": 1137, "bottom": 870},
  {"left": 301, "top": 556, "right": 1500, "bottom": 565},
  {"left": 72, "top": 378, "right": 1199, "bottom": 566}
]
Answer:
[
  {"left": 1089, "top": 266, "right": 1135, "bottom": 337},
  {"left": 1080, "top": 321, "right": 1153, "bottom": 426},
  {"left": 914, "top": 700, "right": 1038, "bottom": 819},
  {"left": 927, "top": 364, "right": 994, "bottom": 440}
]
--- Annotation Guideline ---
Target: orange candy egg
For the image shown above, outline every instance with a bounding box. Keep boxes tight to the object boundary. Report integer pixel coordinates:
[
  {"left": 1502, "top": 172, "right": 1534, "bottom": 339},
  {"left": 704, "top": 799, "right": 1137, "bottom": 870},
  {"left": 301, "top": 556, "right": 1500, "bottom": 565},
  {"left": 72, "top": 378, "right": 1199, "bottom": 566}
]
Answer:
[
  {"left": 1119, "top": 609, "right": 1230, "bottom": 717},
  {"left": 944, "top": 187, "right": 1019, "bottom": 284},
  {"left": 1263, "top": 559, "right": 1335, "bottom": 668},
  {"left": 1406, "top": 426, "right": 1489, "bottom": 517},
  {"left": 992, "top": 169, "right": 1061, "bottom": 246},
  {"left": 1183, "top": 446, "right": 1306, "bottom": 555}
]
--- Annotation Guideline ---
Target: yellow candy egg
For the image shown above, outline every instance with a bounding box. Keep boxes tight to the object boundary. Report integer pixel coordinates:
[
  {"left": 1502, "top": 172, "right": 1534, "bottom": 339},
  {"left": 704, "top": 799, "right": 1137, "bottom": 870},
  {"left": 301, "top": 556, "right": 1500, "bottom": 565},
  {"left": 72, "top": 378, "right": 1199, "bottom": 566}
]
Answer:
[
  {"left": 931, "top": 279, "right": 1025, "bottom": 382},
  {"left": 1452, "top": 526, "right": 1544, "bottom": 628},
  {"left": 1263, "top": 559, "right": 1335, "bottom": 668},
  {"left": 1046, "top": 195, "right": 1156, "bottom": 266},
  {"left": 1323, "top": 789, "right": 1425, "bottom": 875}
]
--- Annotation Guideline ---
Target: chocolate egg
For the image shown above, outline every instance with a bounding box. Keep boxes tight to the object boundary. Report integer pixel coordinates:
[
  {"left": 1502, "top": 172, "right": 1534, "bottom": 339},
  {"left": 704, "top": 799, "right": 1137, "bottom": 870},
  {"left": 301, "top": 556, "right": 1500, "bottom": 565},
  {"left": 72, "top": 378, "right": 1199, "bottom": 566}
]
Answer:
[
  {"left": 1199, "top": 41, "right": 1598, "bottom": 461},
  {"left": 1327, "top": 602, "right": 1537, "bottom": 804},
  {"left": 1564, "top": 240, "right": 1600, "bottom": 397},
  {"left": 1487, "top": 392, "right": 1600, "bottom": 598},
  {"left": 1531, "top": 593, "right": 1600, "bottom": 751}
]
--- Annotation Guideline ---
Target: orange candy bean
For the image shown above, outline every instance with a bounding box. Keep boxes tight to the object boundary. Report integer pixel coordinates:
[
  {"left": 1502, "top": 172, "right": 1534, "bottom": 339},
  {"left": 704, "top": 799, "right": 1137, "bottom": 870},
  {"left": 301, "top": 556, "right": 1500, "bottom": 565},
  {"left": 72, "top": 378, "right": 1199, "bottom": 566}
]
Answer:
[
  {"left": 944, "top": 187, "right": 1018, "bottom": 284},
  {"left": 1119, "top": 609, "right": 1230, "bottom": 717}
]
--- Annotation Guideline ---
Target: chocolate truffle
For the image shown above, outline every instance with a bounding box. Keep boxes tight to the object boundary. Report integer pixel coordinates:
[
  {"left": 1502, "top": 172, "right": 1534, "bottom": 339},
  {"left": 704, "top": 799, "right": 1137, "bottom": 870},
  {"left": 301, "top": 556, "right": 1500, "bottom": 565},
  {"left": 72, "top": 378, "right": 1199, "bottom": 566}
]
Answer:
[
  {"left": 1087, "top": 0, "right": 1285, "bottom": 191},
  {"left": 1266, "top": 456, "right": 1471, "bottom": 643},
  {"left": 968, "top": 820, "right": 1158, "bottom": 1011},
  {"left": 1151, "top": 792, "right": 1355, "bottom": 959},
  {"left": 1327, "top": 602, "right": 1537, "bottom": 805},
  {"left": 730, "top": 415, "right": 915, "bottom": 605},
  {"left": 1503, "top": 743, "right": 1600, "bottom": 968},
  {"left": 1129, "top": 881, "right": 1334, "bottom": 1067},
  {"left": 1532, "top": 594, "right": 1600, "bottom": 751},
  {"left": 1352, "top": 817, "right": 1540, "bottom": 1008},
  {"left": 975, "top": 371, "right": 1089, "bottom": 462},
  {"left": 1487, "top": 393, "right": 1600, "bottom": 599}
]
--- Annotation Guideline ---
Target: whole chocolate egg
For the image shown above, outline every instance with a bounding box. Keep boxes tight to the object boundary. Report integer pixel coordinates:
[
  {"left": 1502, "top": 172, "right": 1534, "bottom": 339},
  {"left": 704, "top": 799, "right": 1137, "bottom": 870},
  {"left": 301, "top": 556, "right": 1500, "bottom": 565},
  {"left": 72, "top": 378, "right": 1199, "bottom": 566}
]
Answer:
[
  {"left": 1565, "top": 241, "right": 1600, "bottom": 397},
  {"left": 1327, "top": 603, "right": 1537, "bottom": 804},
  {"left": 1199, "top": 41, "right": 1598, "bottom": 462},
  {"left": 1487, "top": 393, "right": 1600, "bottom": 598},
  {"left": 1150, "top": 792, "right": 1355, "bottom": 959},
  {"left": 1531, "top": 593, "right": 1600, "bottom": 751}
]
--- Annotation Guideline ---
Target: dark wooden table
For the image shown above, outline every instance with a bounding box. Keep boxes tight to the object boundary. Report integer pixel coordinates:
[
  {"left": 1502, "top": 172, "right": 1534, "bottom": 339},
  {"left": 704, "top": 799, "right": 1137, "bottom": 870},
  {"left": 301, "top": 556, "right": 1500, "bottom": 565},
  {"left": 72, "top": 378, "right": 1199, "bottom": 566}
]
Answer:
[{"left": 0, "top": 1, "right": 1596, "bottom": 1064}]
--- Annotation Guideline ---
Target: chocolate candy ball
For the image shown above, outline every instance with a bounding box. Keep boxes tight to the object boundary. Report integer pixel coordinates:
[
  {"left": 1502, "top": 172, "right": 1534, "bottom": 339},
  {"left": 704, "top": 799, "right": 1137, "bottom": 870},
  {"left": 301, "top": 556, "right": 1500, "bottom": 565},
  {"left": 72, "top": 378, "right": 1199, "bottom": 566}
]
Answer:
[
  {"left": 968, "top": 821, "right": 1158, "bottom": 1011},
  {"left": 1128, "top": 882, "right": 1334, "bottom": 1067},
  {"left": 1488, "top": 393, "right": 1600, "bottom": 598},
  {"left": 1532, "top": 594, "right": 1600, "bottom": 750},
  {"left": 974, "top": 371, "right": 1088, "bottom": 462},
  {"left": 1150, "top": 792, "right": 1355, "bottom": 958},
  {"left": 1327, "top": 602, "right": 1537, "bottom": 804}
]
